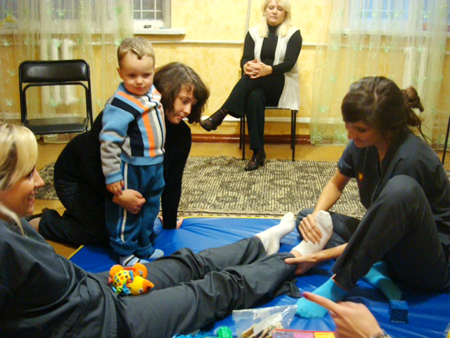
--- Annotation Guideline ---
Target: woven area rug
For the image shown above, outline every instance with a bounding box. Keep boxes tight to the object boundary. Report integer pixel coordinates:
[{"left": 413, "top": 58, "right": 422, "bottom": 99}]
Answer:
[{"left": 37, "top": 156, "right": 366, "bottom": 219}]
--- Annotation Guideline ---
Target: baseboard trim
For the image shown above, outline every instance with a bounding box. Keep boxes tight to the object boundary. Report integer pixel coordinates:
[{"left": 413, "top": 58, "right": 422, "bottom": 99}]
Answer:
[{"left": 192, "top": 134, "right": 310, "bottom": 144}]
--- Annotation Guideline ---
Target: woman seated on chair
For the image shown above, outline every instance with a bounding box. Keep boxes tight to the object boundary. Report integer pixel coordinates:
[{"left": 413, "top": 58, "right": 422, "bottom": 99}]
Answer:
[
  {"left": 30, "top": 62, "right": 210, "bottom": 247},
  {"left": 200, "top": 0, "right": 302, "bottom": 171}
]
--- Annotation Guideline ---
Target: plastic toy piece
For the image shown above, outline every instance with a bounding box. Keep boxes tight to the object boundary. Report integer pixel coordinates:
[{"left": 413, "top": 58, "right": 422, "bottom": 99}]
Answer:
[
  {"left": 272, "top": 330, "right": 336, "bottom": 338},
  {"left": 217, "top": 326, "right": 233, "bottom": 338},
  {"left": 108, "top": 263, "right": 154, "bottom": 296},
  {"left": 389, "top": 300, "right": 409, "bottom": 324}
]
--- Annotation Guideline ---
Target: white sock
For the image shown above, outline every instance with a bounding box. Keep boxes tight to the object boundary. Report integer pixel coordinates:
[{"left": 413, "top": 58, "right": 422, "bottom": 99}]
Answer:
[
  {"left": 120, "top": 249, "right": 164, "bottom": 267},
  {"left": 292, "top": 210, "right": 333, "bottom": 256},
  {"left": 256, "top": 212, "right": 296, "bottom": 255}
]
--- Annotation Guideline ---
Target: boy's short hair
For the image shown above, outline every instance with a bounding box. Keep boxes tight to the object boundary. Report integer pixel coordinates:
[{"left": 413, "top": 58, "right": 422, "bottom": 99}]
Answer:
[{"left": 117, "top": 37, "right": 155, "bottom": 67}]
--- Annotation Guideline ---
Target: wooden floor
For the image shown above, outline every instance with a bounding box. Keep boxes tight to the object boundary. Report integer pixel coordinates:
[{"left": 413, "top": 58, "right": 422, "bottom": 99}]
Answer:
[{"left": 35, "top": 138, "right": 450, "bottom": 258}]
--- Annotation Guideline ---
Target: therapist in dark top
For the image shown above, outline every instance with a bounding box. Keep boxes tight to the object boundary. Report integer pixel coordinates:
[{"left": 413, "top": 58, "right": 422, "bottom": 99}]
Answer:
[
  {"left": 31, "top": 62, "right": 210, "bottom": 246},
  {"left": 200, "top": 0, "right": 302, "bottom": 171},
  {"left": 286, "top": 77, "right": 450, "bottom": 318}
]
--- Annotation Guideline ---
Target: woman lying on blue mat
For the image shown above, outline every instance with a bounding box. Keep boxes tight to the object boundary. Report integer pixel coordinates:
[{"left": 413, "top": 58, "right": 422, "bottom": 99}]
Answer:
[
  {"left": 287, "top": 76, "right": 450, "bottom": 318},
  {"left": 0, "top": 123, "right": 324, "bottom": 337}
]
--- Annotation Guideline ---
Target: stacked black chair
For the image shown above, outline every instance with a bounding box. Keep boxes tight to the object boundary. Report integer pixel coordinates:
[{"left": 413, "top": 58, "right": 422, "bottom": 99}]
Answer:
[{"left": 19, "top": 59, "right": 93, "bottom": 135}]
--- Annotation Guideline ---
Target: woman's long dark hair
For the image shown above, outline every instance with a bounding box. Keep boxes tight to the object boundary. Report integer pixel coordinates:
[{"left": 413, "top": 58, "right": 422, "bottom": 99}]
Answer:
[
  {"left": 154, "top": 62, "right": 210, "bottom": 124},
  {"left": 341, "top": 76, "right": 425, "bottom": 143}
]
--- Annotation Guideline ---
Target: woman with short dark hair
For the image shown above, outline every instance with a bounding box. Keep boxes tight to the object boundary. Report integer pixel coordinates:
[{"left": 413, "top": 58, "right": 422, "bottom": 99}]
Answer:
[{"left": 33, "top": 62, "right": 210, "bottom": 246}]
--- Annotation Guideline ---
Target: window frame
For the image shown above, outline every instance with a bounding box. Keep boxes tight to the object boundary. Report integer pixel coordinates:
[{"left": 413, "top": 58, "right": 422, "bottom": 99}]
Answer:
[
  {"left": 133, "top": 0, "right": 171, "bottom": 33},
  {"left": 346, "top": 0, "right": 450, "bottom": 35}
]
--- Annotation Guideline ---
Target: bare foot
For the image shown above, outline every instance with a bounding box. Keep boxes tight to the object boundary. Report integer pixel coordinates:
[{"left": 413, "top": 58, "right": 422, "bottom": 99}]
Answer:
[
  {"left": 159, "top": 216, "right": 184, "bottom": 229},
  {"left": 176, "top": 217, "right": 184, "bottom": 229}
]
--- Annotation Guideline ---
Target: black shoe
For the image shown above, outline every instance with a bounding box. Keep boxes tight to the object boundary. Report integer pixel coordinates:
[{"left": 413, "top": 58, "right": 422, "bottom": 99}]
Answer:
[
  {"left": 200, "top": 109, "right": 227, "bottom": 131},
  {"left": 245, "top": 150, "right": 266, "bottom": 171}
]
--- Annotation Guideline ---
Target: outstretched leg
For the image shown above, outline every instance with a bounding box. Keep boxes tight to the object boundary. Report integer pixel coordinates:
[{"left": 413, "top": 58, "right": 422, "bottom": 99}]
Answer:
[
  {"left": 256, "top": 212, "right": 296, "bottom": 254},
  {"left": 120, "top": 243, "right": 296, "bottom": 337},
  {"left": 140, "top": 214, "right": 296, "bottom": 290}
]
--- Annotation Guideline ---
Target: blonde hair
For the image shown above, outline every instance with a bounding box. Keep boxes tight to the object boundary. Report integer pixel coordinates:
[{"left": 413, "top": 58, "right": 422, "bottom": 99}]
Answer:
[
  {"left": 258, "top": 0, "right": 293, "bottom": 37},
  {"left": 0, "top": 123, "right": 38, "bottom": 234},
  {"left": 117, "top": 37, "right": 155, "bottom": 67}
]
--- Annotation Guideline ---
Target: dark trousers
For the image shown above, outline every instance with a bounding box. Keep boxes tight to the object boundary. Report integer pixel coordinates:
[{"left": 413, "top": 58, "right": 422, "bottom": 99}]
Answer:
[
  {"left": 39, "top": 179, "right": 109, "bottom": 246},
  {"left": 297, "top": 175, "right": 450, "bottom": 291},
  {"left": 105, "top": 162, "right": 165, "bottom": 257},
  {"left": 223, "top": 74, "right": 284, "bottom": 150},
  {"left": 115, "top": 237, "right": 296, "bottom": 338}
]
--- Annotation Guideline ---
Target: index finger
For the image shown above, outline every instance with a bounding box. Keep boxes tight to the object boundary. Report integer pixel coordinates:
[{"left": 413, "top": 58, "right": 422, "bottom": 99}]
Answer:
[{"left": 302, "top": 292, "right": 340, "bottom": 313}]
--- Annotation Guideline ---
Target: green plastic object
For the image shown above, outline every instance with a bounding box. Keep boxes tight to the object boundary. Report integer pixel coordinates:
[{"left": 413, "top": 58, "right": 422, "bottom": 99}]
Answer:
[{"left": 217, "top": 326, "right": 233, "bottom": 338}]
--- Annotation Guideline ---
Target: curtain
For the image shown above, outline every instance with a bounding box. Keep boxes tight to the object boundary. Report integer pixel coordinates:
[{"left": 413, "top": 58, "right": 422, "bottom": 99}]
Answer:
[
  {"left": 0, "top": 0, "right": 133, "bottom": 129},
  {"left": 310, "top": 0, "right": 449, "bottom": 147}
]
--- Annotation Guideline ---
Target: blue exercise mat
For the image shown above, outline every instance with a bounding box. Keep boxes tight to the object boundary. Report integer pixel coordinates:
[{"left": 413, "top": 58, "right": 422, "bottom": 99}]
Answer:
[{"left": 70, "top": 217, "right": 450, "bottom": 338}]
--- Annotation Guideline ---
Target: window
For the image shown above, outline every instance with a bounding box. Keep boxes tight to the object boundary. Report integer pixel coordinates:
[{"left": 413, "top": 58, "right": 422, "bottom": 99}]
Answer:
[
  {"left": 0, "top": 0, "right": 178, "bottom": 35},
  {"left": 359, "top": 0, "right": 408, "bottom": 22},
  {"left": 0, "top": 1, "right": 94, "bottom": 22},
  {"left": 133, "top": 0, "right": 171, "bottom": 32},
  {"left": 348, "top": 0, "right": 450, "bottom": 34},
  {"left": 0, "top": 0, "right": 17, "bottom": 29},
  {"left": 0, "top": 1, "right": 119, "bottom": 32}
]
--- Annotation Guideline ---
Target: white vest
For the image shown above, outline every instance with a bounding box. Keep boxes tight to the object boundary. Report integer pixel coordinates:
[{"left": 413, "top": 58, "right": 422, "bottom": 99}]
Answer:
[{"left": 249, "top": 26, "right": 300, "bottom": 110}]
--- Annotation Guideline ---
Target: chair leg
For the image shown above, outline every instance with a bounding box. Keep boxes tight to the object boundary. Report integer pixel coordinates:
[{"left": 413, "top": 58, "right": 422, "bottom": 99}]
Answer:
[
  {"left": 240, "top": 115, "right": 246, "bottom": 160},
  {"left": 291, "top": 110, "right": 297, "bottom": 161},
  {"left": 240, "top": 108, "right": 297, "bottom": 161},
  {"left": 442, "top": 115, "right": 450, "bottom": 165},
  {"left": 239, "top": 118, "right": 242, "bottom": 150}
]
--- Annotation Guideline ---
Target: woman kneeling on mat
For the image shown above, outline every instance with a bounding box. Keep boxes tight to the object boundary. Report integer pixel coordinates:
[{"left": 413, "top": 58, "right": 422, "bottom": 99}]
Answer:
[
  {"left": 285, "top": 76, "right": 450, "bottom": 318},
  {"left": 30, "top": 62, "right": 210, "bottom": 249}
]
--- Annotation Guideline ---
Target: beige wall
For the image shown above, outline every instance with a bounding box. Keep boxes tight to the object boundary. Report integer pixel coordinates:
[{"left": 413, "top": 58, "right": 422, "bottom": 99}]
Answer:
[
  {"left": 143, "top": 0, "right": 450, "bottom": 141},
  {"left": 5, "top": 1, "right": 450, "bottom": 141},
  {"left": 141, "top": 0, "right": 323, "bottom": 139}
]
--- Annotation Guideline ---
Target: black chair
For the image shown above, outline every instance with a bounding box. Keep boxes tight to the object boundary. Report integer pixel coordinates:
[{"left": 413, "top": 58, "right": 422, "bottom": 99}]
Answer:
[
  {"left": 19, "top": 59, "right": 93, "bottom": 135},
  {"left": 239, "top": 107, "right": 298, "bottom": 161}
]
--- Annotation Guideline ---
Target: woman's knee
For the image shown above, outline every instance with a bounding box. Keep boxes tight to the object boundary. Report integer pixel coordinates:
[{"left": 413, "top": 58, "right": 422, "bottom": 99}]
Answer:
[
  {"left": 247, "top": 88, "right": 266, "bottom": 106},
  {"left": 382, "top": 175, "right": 425, "bottom": 202}
]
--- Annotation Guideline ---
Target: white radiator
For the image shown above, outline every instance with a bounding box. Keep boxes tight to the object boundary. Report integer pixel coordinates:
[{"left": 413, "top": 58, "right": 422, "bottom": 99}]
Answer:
[{"left": 39, "top": 39, "right": 77, "bottom": 106}]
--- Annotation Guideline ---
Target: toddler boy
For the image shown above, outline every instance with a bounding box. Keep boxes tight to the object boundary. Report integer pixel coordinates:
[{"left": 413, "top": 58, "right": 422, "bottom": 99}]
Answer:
[{"left": 100, "top": 37, "right": 165, "bottom": 266}]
